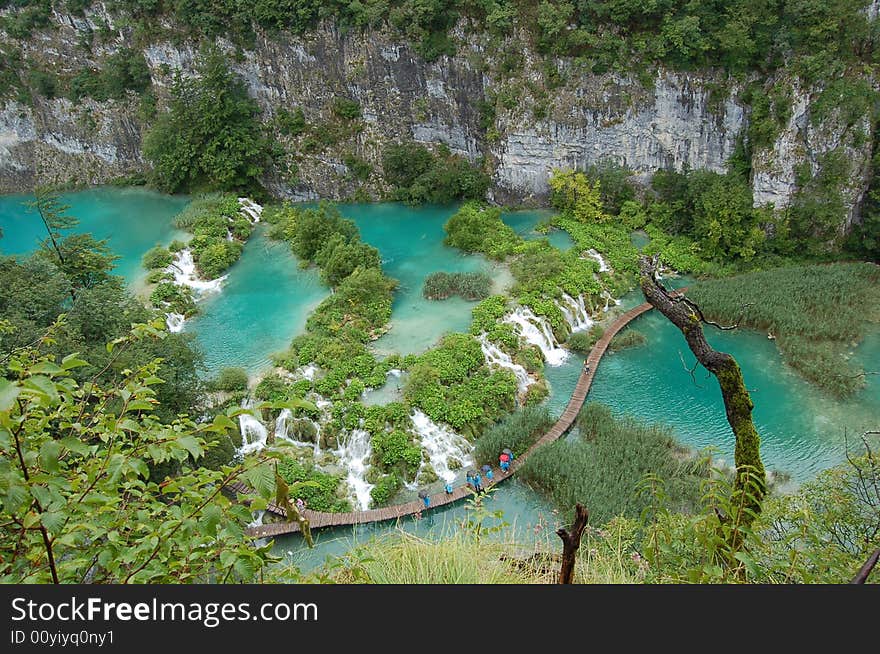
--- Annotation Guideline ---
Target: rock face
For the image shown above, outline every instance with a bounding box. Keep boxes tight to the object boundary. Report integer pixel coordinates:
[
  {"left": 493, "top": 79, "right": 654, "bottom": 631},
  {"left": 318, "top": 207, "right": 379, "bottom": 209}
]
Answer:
[{"left": 0, "top": 12, "right": 873, "bottom": 228}]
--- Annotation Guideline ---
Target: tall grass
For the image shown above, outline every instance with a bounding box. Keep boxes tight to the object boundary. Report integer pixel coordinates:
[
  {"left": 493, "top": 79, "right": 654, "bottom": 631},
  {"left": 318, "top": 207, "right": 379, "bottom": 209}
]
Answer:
[
  {"left": 422, "top": 271, "right": 492, "bottom": 300},
  {"left": 474, "top": 406, "right": 556, "bottom": 465},
  {"left": 519, "top": 403, "right": 708, "bottom": 525},
  {"left": 687, "top": 262, "right": 880, "bottom": 396}
]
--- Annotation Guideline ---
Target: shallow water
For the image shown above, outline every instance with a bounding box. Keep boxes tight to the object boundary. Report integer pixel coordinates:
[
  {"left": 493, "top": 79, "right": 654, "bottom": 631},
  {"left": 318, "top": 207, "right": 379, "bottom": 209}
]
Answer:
[
  {"left": 546, "top": 289, "right": 880, "bottom": 483},
  {"left": 272, "top": 478, "right": 559, "bottom": 576},
  {"left": 183, "top": 228, "right": 329, "bottom": 375},
  {"left": 0, "top": 187, "right": 189, "bottom": 284}
]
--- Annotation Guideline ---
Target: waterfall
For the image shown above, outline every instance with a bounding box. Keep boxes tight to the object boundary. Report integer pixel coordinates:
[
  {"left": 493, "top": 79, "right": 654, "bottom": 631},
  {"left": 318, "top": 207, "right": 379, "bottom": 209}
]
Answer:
[
  {"left": 335, "top": 429, "right": 374, "bottom": 510},
  {"left": 557, "top": 292, "right": 594, "bottom": 333},
  {"left": 238, "top": 400, "right": 269, "bottom": 454},
  {"left": 504, "top": 306, "right": 569, "bottom": 366},
  {"left": 601, "top": 290, "right": 621, "bottom": 313},
  {"left": 274, "top": 408, "right": 322, "bottom": 454},
  {"left": 478, "top": 334, "right": 533, "bottom": 396},
  {"left": 248, "top": 510, "right": 265, "bottom": 528},
  {"left": 411, "top": 410, "right": 473, "bottom": 484},
  {"left": 167, "top": 249, "right": 228, "bottom": 295},
  {"left": 238, "top": 197, "right": 263, "bottom": 223},
  {"left": 583, "top": 248, "right": 610, "bottom": 272},
  {"left": 165, "top": 312, "right": 185, "bottom": 333},
  {"left": 275, "top": 408, "right": 292, "bottom": 441}
]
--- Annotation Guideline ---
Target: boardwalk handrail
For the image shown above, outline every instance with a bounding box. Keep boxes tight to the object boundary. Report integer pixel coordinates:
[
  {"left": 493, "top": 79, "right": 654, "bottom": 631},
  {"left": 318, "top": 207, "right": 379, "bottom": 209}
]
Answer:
[{"left": 241, "top": 300, "right": 656, "bottom": 539}]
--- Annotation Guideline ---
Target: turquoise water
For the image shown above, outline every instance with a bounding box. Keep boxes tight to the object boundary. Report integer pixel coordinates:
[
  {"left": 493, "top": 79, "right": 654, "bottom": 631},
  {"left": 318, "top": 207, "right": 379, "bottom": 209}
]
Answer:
[
  {"left": 0, "top": 188, "right": 189, "bottom": 284},
  {"left": 184, "top": 228, "right": 328, "bottom": 375},
  {"left": 543, "top": 289, "right": 880, "bottom": 483},
  {"left": 503, "top": 208, "right": 575, "bottom": 250},
  {"left": 272, "top": 478, "right": 558, "bottom": 575}
]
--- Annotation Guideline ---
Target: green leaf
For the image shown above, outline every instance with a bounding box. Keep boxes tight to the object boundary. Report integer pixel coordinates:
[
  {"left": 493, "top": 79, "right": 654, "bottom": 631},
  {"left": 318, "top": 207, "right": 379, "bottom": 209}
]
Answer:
[
  {"left": 40, "top": 510, "right": 66, "bottom": 535},
  {"left": 176, "top": 435, "right": 202, "bottom": 459},
  {"left": 243, "top": 464, "right": 275, "bottom": 499},
  {"left": 61, "top": 352, "right": 88, "bottom": 370},
  {"left": 0, "top": 379, "right": 20, "bottom": 412},
  {"left": 128, "top": 399, "right": 157, "bottom": 412},
  {"left": 39, "top": 440, "right": 62, "bottom": 473},
  {"left": 30, "top": 361, "right": 64, "bottom": 376},
  {"left": 22, "top": 376, "right": 60, "bottom": 406}
]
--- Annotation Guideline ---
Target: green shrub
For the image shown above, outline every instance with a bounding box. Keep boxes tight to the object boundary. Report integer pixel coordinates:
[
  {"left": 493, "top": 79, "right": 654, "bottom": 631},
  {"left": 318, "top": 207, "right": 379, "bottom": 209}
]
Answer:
[
  {"left": 443, "top": 202, "right": 518, "bottom": 260},
  {"left": 423, "top": 271, "right": 492, "bottom": 300},
  {"left": 474, "top": 406, "right": 555, "bottom": 464},
  {"left": 142, "top": 245, "right": 173, "bottom": 270},
  {"left": 370, "top": 473, "right": 401, "bottom": 507},
  {"left": 215, "top": 367, "right": 249, "bottom": 392},
  {"left": 608, "top": 329, "right": 646, "bottom": 352}
]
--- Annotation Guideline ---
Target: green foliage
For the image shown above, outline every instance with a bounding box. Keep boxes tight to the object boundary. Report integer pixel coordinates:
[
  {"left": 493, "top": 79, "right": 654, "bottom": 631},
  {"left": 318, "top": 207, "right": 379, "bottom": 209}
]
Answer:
[
  {"left": 382, "top": 142, "right": 489, "bottom": 205},
  {"left": 785, "top": 152, "right": 851, "bottom": 254},
  {"left": 519, "top": 404, "right": 708, "bottom": 524},
  {"left": 0, "top": 320, "right": 277, "bottom": 583},
  {"left": 215, "top": 367, "right": 250, "bottom": 392},
  {"left": 473, "top": 406, "right": 555, "bottom": 464},
  {"left": 404, "top": 333, "right": 517, "bottom": 435},
  {"left": 371, "top": 429, "right": 422, "bottom": 474},
  {"left": 549, "top": 169, "right": 607, "bottom": 224},
  {"left": 143, "top": 48, "right": 274, "bottom": 194},
  {"left": 68, "top": 48, "right": 152, "bottom": 102},
  {"left": 443, "top": 202, "right": 518, "bottom": 260},
  {"left": 142, "top": 245, "right": 173, "bottom": 270},
  {"left": 306, "top": 266, "right": 397, "bottom": 339},
  {"left": 277, "top": 457, "right": 350, "bottom": 512},
  {"left": 276, "top": 107, "right": 307, "bottom": 136},
  {"left": 332, "top": 97, "right": 362, "bottom": 120},
  {"left": 469, "top": 295, "right": 509, "bottom": 335},
  {"left": 369, "top": 473, "right": 401, "bottom": 507},
  {"left": 422, "top": 271, "right": 492, "bottom": 301},
  {"left": 566, "top": 328, "right": 599, "bottom": 353},
  {"left": 170, "top": 193, "right": 253, "bottom": 278},
  {"left": 688, "top": 262, "right": 880, "bottom": 397}
]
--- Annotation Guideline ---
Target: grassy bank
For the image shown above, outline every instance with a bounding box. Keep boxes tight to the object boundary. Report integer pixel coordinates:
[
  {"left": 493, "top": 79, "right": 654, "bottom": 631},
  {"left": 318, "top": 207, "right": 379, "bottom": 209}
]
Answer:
[
  {"left": 687, "top": 262, "right": 880, "bottom": 397},
  {"left": 518, "top": 403, "right": 709, "bottom": 525}
]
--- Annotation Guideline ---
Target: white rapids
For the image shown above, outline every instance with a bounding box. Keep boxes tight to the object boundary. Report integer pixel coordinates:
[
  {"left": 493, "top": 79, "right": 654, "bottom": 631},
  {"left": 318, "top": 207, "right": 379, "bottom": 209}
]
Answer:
[
  {"left": 238, "top": 400, "right": 269, "bottom": 455},
  {"left": 557, "top": 292, "right": 594, "bottom": 333},
  {"left": 504, "top": 306, "right": 569, "bottom": 366},
  {"left": 411, "top": 410, "right": 473, "bottom": 484},
  {"left": 478, "top": 333, "right": 533, "bottom": 396},
  {"left": 335, "top": 429, "right": 374, "bottom": 510}
]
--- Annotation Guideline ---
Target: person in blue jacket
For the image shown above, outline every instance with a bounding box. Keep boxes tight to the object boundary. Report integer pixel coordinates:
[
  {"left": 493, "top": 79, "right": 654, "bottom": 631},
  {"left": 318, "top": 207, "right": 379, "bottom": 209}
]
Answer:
[
  {"left": 444, "top": 482, "right": 453, "bottom": 494},
  {"left": 419, "top": 490, "right": 430, "bottom": 509},
  {"left": 473, "top": 472, "right": 483, "bottom": 494}
]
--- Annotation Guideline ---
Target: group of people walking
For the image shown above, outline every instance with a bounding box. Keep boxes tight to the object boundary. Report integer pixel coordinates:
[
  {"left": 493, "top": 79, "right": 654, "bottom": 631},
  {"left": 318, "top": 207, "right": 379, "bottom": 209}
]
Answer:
[{"left": 419, "top": 448, "right": 517, "bottom": 509}]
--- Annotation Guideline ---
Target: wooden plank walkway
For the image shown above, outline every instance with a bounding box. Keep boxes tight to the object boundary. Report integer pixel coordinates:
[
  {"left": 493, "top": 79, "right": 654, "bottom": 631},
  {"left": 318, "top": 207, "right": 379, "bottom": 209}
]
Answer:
[{"left": 239, "top": 300, "right": 656, "bottom": 539}]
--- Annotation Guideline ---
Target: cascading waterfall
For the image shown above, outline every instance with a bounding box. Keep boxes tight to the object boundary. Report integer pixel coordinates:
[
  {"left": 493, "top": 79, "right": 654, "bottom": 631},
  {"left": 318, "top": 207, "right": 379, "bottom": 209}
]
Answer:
[
  {"left": 411, "top": 410, "right": 473, "bottom": 484},
  {"left": 557, "top": 292, "right": 594, "bottom": 333},
  {"left": 238, "top": 197, "right": 263, "bottom": 223},
  {"left": 274, "top": 407, "right": 322, "bottom": 454},
  {"left": 584, "top": 248, "right": 610, "bottom": 272},
  {"left": 165, "top": 312, "right": 185, "bottom": 333},
  {"left": 504, "top": 306, "right": 569, "bottom": 366},
  {"left": 238, "top": 399, "right": 269, "bottom": 454},
  {"left": 478, "top": 334, "right": 533, "bottom": 396},
  {"left": 601, "top": 290, "right": 621, "bottom": 312},
  {"left": 161, "top": 197, "right": 261, "bottom": 332},
  {"left": 335, "top": 429, "right": 374, "bottom": 510}
]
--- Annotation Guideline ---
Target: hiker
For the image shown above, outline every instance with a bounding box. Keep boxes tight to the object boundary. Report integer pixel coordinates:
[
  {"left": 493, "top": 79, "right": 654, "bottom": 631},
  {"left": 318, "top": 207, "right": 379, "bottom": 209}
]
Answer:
[
  {"left": 419, "top": 490, "right": 430, "bottom": 509},
  {"left": 503, "top": 447, "right": 515, "bottom": 462},
  {"left": 474, "top": 471, "right": 483, "bottom": 494},
  {"left": 445, "top": 482, "right": 453, "bottom": 494},
  {"left": 482, "top": 464, "right": 494, "bottom": 483},
  {"left": 466, "top": 471, "right": 475, "bottom": 490},
  {"left": 499, "top": 452, "right": 510, "bottom": 473}
]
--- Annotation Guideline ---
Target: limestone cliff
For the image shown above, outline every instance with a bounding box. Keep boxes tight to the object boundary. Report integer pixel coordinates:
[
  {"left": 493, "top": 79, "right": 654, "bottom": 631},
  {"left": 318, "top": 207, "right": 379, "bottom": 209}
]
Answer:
[{"left": 0, "top": 9, "right": 873, "bottom": 229}]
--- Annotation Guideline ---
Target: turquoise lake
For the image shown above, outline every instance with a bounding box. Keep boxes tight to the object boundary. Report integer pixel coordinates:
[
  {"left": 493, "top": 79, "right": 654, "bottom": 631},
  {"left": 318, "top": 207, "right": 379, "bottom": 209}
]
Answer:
[{"left": 3, "top": 187, "right": 879, "bottom": 568}]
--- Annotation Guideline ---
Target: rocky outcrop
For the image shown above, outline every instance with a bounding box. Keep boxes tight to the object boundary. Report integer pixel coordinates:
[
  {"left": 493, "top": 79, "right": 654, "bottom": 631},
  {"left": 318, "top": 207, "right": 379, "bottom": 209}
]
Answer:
[{"left": 0, "top": 11, "right": 874, "bottom": 229}]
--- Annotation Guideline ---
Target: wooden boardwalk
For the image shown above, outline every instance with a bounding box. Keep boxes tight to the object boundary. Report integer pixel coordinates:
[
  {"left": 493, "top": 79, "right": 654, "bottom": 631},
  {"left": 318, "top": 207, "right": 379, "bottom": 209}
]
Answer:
[{"left": 241, "top": 300, "right": 655, "bottom": 539}]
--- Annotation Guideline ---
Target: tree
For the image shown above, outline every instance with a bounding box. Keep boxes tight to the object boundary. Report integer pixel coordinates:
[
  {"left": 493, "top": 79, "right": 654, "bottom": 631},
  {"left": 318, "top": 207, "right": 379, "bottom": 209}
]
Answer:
[
  {"left": 548, "top": 169, "right": 607, "bottom": 223},
  {"left": 0, "top": 319, "right": 284, "bottom": 583},
  {"left": 639, "top": 254, "right": 766, "bottom": 552},
  {"left": 143, "top": 47, "right": 274, "bottom": 194}
]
